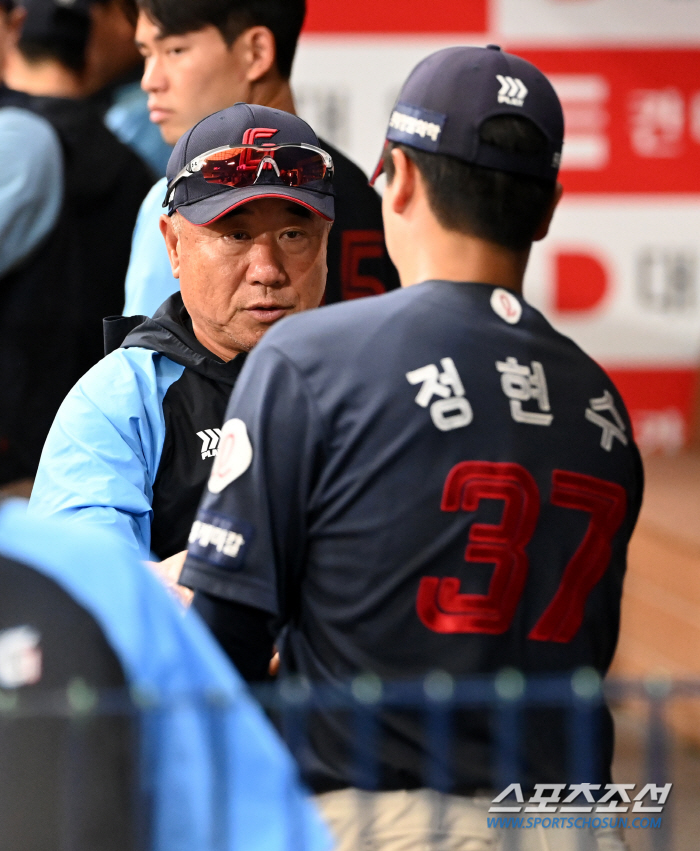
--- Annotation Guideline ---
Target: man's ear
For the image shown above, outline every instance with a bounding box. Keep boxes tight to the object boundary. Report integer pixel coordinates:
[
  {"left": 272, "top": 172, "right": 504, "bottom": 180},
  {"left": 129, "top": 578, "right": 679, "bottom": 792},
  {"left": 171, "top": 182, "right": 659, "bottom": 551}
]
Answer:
[
  {"left": 386, "top": 148, "right": 418, "bottom": 216},
  {"left": 533, "top": 181, "right": 563, "bottom": 242},
  {"left": 238, "top": 26, "right": 276, "bottom": 83},
  {"left": 160, "top": 214, "right": 181, "bottom": 279},
  {"left": 6, "top": 6, "right": 25, "bottom": 45}
]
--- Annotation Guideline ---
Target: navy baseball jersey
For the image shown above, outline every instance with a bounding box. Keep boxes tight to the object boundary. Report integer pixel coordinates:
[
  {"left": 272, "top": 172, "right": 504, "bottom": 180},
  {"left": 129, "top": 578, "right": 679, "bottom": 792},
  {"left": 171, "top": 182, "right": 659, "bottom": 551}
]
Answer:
[{"left": 182, "top": 280, "right": 644, "bottom": 793}]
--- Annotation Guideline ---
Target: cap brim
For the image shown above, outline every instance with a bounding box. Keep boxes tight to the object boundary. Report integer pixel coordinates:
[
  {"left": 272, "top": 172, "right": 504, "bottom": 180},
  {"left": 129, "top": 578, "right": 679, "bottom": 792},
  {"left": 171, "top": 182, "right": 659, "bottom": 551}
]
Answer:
[
  {"left": 369, "top": 157, "right": 384, "bottom": 187},
  {"left": 176, "top": 184, "right": 335, "bottom": 225}
]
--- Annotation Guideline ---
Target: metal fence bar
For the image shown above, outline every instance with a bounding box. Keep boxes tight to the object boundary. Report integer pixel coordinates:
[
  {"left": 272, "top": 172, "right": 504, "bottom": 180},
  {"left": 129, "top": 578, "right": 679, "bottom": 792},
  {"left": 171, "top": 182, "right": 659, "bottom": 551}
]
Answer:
[{"left": 0, "top": 675, "right": 695, "bottom": 849}]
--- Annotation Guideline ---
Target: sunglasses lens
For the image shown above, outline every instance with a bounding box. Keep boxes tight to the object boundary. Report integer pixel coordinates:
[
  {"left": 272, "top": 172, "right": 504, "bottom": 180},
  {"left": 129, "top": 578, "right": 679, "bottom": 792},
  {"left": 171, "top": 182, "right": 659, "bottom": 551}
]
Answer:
[
  {"left": 273, "top": 148, "right": 327, "bottom": 186},
  {"left": 200, "top": 149, "right": 253, "bottom": 186},
  {"left": 199, "top": 147, "right": 328, "bottom": 189}
]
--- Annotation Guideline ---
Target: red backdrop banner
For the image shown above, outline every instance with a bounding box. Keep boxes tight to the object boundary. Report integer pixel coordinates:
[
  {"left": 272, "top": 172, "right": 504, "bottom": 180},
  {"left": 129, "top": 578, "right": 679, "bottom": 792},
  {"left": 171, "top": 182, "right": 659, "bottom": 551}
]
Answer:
[
  {"left": 511, "top": 48, "right": 700, "bottom": 193},
  {"left": 304, "top": 0, "right": 488, "bottom": 34}
]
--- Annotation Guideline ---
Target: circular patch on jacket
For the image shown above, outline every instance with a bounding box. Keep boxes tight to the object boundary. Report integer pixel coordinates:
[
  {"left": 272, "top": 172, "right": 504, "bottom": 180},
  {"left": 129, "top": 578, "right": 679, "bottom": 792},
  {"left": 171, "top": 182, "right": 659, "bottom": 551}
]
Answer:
[
  {"left": 207, "top": 418, "right": 253, "bottom": 494},
  {"left": 490, "top": 288, "right": 522, "bottom": 324}
]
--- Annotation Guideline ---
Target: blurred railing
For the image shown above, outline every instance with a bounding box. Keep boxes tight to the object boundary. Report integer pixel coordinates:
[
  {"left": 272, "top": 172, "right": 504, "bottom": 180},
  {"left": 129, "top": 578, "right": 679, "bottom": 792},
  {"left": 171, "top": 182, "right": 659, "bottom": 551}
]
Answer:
[{"left": 0, "top": 672, "right": 695, "bottom": 850}]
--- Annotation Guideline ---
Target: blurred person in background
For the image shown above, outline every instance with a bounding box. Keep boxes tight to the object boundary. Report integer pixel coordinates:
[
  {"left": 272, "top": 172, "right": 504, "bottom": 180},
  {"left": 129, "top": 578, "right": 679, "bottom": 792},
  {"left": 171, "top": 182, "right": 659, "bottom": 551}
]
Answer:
[
  {"left": 5, "top": 0, "right": 88, "bottom": 95},
  {"left": 29, "top": 105, "right": 334, "bottom": 613},
  {"left": 84, "top": 0, "right": 172, "bottom": 176},
  {"left": 123, "top": 0, "right": 397, "bottom": 317},
  {"left": 6, "top": 0, "right": 171, "bottom": 174},
  {"left": 0, "top": 498, "right": 331, "bottom": 851},
  {"left": 0, "top": 0, "right": 152, "bottom": 495},
  {"left": 0, "top": 0, "right": 64, "bottom": 497},
  {"left": 0, "top": 0, "right": 62, "bottom": 295}
]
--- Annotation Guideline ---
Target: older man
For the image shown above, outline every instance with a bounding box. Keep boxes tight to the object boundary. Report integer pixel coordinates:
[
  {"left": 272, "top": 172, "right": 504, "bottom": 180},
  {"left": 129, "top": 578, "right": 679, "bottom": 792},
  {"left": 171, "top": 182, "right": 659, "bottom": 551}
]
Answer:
[
  {"left": 123, "top": 0, "right": 396, "bottom": 316},
  {"left": 30, "top": 102, "right": 333, "bottom": 567}
]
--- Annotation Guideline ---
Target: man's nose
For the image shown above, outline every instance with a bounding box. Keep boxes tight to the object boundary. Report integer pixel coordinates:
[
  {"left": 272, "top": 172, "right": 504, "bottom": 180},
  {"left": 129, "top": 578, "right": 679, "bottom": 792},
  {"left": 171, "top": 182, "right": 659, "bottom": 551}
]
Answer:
[
  {"left": 141, "top": 54, "right": 166, "bottom": 93},
  {"left": 246, "top": 241, "right": 286, "bottom": 288}
]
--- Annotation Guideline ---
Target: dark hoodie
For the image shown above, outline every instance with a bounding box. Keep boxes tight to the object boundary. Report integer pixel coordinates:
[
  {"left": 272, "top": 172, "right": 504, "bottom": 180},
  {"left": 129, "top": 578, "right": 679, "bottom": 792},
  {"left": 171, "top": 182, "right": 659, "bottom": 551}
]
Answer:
[
  {"left": 105, "top": 293, "right": 246, "bottom": 559},
  {"left": 0, "top": 89, "right": 152, "bottom": 485}
]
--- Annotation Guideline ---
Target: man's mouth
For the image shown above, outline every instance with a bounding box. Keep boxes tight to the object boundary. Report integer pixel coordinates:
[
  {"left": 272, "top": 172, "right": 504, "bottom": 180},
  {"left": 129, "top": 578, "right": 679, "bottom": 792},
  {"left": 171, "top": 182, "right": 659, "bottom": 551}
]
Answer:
[
  {"left": 148, "top": 105, "right": 173, "bottom": 124},
  {"left": 245, "top": 305, "right": 292, "bottom": 324}
]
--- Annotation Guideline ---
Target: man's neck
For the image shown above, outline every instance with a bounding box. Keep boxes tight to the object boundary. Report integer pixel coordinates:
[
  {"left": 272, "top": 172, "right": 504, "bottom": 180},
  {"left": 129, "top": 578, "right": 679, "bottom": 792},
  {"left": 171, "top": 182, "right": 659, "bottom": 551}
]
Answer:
[
  {"left": 249, "top": 76, "right": 295, "bottom": 115},
  {"left": 4, "top": 54, "right": 83, "bottom": 98},
  {"left": 190, "top": 318, "right": 242, "bottom": 363},
  {"left": 397, "top": 222, "right": 530, "bottom": 295}
]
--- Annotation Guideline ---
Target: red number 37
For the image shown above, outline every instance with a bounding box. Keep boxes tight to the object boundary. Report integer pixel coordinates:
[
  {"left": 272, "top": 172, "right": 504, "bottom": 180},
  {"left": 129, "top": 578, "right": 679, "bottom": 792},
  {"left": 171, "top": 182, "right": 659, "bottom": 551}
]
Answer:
[{"left": 416, "top": 462, "right": 627, "bottom": 643}]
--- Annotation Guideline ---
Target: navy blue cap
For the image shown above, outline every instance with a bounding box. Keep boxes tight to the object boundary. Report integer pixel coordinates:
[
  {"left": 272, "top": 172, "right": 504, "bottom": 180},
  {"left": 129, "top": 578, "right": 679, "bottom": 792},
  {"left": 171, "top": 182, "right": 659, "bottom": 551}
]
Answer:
[
  {"left": 19, "top": 0, "right": 90, "bottom": 56},
  {"left": 166, "top": 103, "right": 335, "bottom": 224},
  {"left": 384, "top": 45, "right": 564, "bottom": 182}
]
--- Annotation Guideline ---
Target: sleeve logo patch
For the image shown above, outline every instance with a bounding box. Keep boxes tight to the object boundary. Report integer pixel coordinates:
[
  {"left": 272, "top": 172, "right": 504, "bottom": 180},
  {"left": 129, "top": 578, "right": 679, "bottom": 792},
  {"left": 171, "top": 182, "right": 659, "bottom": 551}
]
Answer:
[
  {"left": 207, "top": 418, "right": 253, "bottom": 494},
  {"left": 188, "top": 511, "right": 254, "bottom": 571}
]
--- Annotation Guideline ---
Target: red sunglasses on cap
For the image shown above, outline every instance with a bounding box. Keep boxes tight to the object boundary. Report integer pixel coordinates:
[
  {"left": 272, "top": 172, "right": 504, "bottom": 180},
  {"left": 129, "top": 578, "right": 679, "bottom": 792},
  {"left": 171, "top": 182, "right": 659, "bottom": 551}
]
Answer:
[{"left": 163, "top": 143, "right": 334, "bottom": 209}]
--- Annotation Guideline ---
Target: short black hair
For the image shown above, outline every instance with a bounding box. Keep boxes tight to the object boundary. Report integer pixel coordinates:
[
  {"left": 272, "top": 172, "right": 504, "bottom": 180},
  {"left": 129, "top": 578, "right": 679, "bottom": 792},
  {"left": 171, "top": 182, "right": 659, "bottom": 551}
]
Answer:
[
  {"left": 134, "top": 0, "right": 305, "bottom": 79},
  {"left": 383, "top": 115, "right": 557, "bottom": 252},
  {"left": 18, "top": 6, "right": 90, "bottom": 74}
]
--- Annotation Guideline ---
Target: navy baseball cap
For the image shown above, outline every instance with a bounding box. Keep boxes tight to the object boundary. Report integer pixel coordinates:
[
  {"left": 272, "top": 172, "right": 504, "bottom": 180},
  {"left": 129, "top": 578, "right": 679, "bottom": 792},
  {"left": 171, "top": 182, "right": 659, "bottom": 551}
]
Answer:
[
  {"left": 377, "top": 45, "right": 564, "bottom": 182},
  {"left": 19, "top": 0, "right": 90, "bottom": 55},
  {"left": 165, "top": 103, "right": 335, "bottom": 224}
]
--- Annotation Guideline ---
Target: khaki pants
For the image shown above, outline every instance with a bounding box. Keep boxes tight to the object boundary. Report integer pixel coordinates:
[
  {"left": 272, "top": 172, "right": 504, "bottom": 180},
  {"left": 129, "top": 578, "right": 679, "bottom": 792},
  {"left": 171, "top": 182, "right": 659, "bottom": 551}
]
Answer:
[{"left": 316, "top": 788, "right": 629, "bottom": 851}]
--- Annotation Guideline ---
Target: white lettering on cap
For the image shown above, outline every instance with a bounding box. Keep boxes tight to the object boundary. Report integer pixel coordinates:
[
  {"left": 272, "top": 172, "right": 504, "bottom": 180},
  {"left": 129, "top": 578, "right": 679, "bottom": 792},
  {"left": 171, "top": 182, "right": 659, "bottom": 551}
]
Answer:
[
  {"left": 491, "top": 288, "right": 522, "bottom": 325},
  {"left": 389, "top": 110, "right": 442, "bottom": 142},
  {"left": 207, "top": 418, "right": 253, "bottom": 494}
]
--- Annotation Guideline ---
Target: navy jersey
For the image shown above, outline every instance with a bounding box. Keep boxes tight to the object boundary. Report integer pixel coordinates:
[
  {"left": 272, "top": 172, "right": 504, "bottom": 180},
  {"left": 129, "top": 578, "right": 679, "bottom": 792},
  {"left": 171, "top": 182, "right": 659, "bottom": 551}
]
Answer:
[{"left": 182, "top": 281, "right": 644, "bottom": 793}]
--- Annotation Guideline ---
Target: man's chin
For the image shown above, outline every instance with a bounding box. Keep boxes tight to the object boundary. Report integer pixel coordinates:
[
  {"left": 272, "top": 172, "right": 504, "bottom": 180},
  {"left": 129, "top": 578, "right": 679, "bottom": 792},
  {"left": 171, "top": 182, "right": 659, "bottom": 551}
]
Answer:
[
  {"left": 233, "top": 316, "right": 291, "bottom": 351},
  {"left": 150, "top": 114, "right": 186, "bottom": 147},
  {"left": 160, "top": 124, "right": 185, "bottom": 147},
  {"left": 221, "top": 328, "right": 264, "bottom": 356}
]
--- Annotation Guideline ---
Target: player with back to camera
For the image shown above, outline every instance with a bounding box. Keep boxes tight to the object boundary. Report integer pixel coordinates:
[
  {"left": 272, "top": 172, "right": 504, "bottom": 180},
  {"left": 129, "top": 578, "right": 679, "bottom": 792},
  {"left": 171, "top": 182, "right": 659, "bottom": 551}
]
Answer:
[
  {"left": 123, "top": 0, "right": 397, "bottom": 317},
  {"left": 181, "top": 46, "right": 644, "bottom": 850}
]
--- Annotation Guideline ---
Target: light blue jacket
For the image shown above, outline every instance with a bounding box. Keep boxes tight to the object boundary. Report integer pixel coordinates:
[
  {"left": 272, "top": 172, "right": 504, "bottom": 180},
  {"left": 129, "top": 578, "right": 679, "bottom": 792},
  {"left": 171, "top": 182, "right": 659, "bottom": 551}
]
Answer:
[
  {"left": 29, "top": 346, "right": 183, "bottom": 561},
  {"left": 124, "top": 178, "right": 177, "bottom": 316},
  {"left": 0, "top": 500, "right": 331, "bottom": 851}
]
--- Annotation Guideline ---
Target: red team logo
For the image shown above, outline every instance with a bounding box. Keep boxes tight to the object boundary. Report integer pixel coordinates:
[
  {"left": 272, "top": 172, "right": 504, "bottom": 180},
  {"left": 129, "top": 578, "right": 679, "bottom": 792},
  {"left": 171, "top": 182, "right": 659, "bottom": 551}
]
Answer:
[
  {"left": 241, "top": 127, "right": 278, "bottom": 145},
  {"left": 240, "top": 127, "right": 278, "bottom": 171}
]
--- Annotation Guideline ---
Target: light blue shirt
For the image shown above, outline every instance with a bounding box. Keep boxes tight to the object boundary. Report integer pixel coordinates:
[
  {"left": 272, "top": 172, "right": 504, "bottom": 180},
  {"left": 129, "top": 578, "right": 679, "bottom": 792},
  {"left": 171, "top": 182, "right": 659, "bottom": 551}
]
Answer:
[
  {"left": 0, "top": 107, "right": 63, "bottom": 276},
  {"left": 0, "top": 499, "right": 331, "bottom": 851},
  {"left": 123, "top": 177, "right": 179, "bottom": 316},
  {"left": 105, "top": 82, "right": 172, "bottom": 178}
]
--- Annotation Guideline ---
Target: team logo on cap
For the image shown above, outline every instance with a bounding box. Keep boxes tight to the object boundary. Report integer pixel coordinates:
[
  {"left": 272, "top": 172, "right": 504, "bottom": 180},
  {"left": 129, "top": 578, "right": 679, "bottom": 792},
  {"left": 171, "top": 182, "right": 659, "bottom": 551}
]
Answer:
[
  {"left": 240, "top": 128, "right": 278, "bottom": 169},
  {"left": 242, "top": 127, "right": 278, "bottom": 145},
  {"left": 496, "top": 76, "right": 529, "bottom": 108}
]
